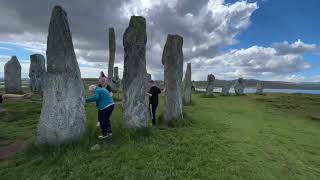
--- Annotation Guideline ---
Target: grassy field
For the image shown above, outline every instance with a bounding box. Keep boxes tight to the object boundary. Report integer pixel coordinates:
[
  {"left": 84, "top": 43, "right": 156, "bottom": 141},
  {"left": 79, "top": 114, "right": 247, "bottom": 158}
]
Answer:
[{"left": 0, "top": 87, "right": 320, "bottom": 179}]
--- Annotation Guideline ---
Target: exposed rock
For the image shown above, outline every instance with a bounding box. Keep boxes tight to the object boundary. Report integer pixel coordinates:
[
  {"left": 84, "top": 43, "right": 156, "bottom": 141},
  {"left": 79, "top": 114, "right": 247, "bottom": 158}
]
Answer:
[
  {"left": 37, "top": 6, "right": 86, "bottom": 145},
  {"left": 221, "top": 83, "right": 232, "bottom": 96},
  {"left": 183, "top": 63, "right": 192, "bottom": 103},
  {"left": 4, "top": 56, "right": 21, "bottom": 94},
  {"left": 256, "top": 82, "right": 264, "bottom": 95},
  {"left": 122, "top": 16, "right": 148, "bottom": 128},
  {"left": 108, "top": 27, "right": 116, "bottom": 88},
  {"left": 206, "top": 74, "right": 215, "bottom": 96},
  {"left": 29, "top": 54, "right": 46, "bottom": 94},
  {"left": 162, "top": 34, "right": 184, "bottom": 122},
  {"left": 234, "top": 78, "right": 245, "bottom": 96}
]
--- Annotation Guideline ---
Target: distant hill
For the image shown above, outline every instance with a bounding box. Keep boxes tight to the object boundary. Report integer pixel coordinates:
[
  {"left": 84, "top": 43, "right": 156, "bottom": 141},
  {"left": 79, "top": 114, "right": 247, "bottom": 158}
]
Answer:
[{"left": 195, "top": 79, "right": 320, "bottom": 90}]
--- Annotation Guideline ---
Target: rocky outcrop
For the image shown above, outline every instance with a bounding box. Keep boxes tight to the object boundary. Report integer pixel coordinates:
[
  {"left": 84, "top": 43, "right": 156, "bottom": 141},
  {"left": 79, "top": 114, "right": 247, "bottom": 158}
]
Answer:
[
  {"left": 122, "top": 16, "right": 148, "bottom": 128},
  {"left": 4, "top": 56, "right": 21, "bottom": 94},
  {"left": 162, "top": 34, "right": 184, "bottom": 122},
  {"left": 37, "top": 6, "right": 86, "bottom": 145},
  {"left": 29, "top": 54, "right": 46, "bottom": 94}
]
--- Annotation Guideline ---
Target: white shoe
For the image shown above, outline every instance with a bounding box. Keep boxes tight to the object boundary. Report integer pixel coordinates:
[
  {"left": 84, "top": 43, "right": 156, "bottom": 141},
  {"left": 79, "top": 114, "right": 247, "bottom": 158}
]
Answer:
[
  {"left": 96, "top": 122, "right": 100, "bottom": 127},
  {"left": 98, "top": 133, "right": 112, "bottom": 139}
]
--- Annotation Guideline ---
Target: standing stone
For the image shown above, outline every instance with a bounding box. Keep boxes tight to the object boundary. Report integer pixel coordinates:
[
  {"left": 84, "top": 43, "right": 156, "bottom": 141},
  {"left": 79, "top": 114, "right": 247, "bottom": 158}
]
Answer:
[
  {"left": 29, "top": 54, "right": 46, "bottom": 94},
  {"left": 256, "top": 82, "right": 264, "bottom": 95},
  {"left": 122, "top": 16, "right": 148, "bottom": 128},
  {"left": 37, "top": 6, "right": 86, "bottom": 145},
  {"left": 113, "top": 66, "right": 121, "bottom": 93},
  {"left": 221, "top": 82, "right": 232, "bottom": 96},
  {"left": 113, "top": 66, "right": 120, "bottom": 81},
  {"left": 234, "top": 78, "right": 245, "bottom": 96},
  {"left": 206, "top": 74, "right": 215, "bottom": 96},
  {"left": 162, "top": 34, "right": 184, "bottom": 122},
  {"left": 4, "top": 56, "right": 21, "bottom": 94},
  {"left": 146, "top": 73, "right": 152, "bottom": 82},
  {"left": 108, "top": 27, "right": 116, "bottom": 88},
  {"left": 183, "top": 63, "right": 192, "bottom": 104}
]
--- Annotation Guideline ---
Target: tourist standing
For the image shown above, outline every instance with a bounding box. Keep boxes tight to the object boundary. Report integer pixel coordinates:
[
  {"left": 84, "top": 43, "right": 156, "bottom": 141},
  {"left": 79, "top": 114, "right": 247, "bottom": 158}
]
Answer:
[{"left": 147, "top": 80, "right": 161, "bottom": 126}]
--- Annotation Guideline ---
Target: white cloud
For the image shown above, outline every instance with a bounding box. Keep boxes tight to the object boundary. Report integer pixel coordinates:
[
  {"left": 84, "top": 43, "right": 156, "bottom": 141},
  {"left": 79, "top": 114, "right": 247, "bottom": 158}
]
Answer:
[{"left": 272, "top": 39, "right": 317, "bottom": 55}]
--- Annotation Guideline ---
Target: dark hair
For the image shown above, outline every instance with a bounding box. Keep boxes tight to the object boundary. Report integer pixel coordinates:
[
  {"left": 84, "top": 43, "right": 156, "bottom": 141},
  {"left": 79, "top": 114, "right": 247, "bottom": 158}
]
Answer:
[
  {"left": 100, "top": 71, "right": 106, "bottom": 77},
  {"left": 149, "top": 80, "right": 155, "bottom": 84}
]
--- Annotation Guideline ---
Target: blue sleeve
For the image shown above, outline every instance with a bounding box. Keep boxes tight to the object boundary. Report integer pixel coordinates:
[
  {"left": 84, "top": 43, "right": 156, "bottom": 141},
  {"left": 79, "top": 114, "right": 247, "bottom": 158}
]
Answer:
[{"left": 86, "top": 91, "right": 99, "bottom": 103}]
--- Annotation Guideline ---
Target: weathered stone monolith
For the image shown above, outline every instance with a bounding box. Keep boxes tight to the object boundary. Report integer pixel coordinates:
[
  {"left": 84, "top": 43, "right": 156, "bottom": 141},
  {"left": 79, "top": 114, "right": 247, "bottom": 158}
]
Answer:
[
  {"left": 108, "top": 28, "right": 116, "bottom": 87},
  {"left": 147, "top": 73, "right": 152, "bottom": 82},
  {"left": 206, "top": 74, "right": 215, "bottom": 96},
  {"left": 29, "top": 54, "right": 46, "bottom": 94},
  {"left": 183, "top": 63, "right": 192, "bottom": 104},
  {"left": 4, "top": 56, "right": 21, "bottom": 94},
  {"left": 113, "top": 66, "right": 121, "bottom": 93},
  {"left": 256, "top": 82, "right": 264, "bottom": 95},
  {"left": 122, "top": 16, "right": 148, "bottom": 128},
  {"left": 234, "top": 78, "right": 245, "bottom": 96},
  {"left": 37, "top": 6, "right": 86, "bottom": 145},
  {"left": 162, "top": 34, "right": 184, "bottom": 122},
  {"left": 221, "top": 82, "right": 232, "bottom": 96}
]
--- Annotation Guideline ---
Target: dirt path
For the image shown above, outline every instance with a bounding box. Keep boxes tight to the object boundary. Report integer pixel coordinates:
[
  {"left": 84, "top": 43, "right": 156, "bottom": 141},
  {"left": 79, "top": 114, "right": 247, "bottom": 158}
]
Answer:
[{"left": 0, "top": 140, "right": 28, "bottom": 160}]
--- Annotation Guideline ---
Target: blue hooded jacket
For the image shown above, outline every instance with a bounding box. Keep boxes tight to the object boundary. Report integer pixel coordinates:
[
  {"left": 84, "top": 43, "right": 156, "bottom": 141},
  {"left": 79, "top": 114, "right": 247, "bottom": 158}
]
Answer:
[{"left": 86, "top": 87, "right": 114, "bottom": 110}]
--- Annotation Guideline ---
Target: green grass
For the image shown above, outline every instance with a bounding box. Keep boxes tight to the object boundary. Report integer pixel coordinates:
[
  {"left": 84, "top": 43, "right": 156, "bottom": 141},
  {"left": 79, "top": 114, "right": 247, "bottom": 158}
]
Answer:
[{"left": 0, "top": 90, "right": 320, "bottom": 179}]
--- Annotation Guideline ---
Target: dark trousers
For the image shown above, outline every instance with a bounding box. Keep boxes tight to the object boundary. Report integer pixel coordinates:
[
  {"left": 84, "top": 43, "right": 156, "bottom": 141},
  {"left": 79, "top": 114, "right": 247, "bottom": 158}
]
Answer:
[
  {"left": 149, "top": 103, "right": 158, "bottom": 125},
  {"left": 98, "top": 104, "right": 114, "bottom": 136}
]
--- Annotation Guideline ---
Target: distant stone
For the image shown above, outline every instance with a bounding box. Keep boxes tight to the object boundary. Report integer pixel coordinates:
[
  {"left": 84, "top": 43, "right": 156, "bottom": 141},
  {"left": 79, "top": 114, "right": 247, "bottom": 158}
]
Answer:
[
  {"left": 206, "top": 74, "right": 215, "bottom": 96},
  {"left": 146, "top": 73, "right": 152, "bottom": 82},
  {"left": 108, "top": 27, "right": 116, "bottom": 88},
  {"left": 37, "top": 6, "right": 86, "bottom": 145},
  {"left": 113, "top": 66, "right": 121, "bottom": 92},
  {"left": 122, "top": 16, "right": 148, "bottom": 128},
  {"left": 183, "top": 63, "right": 192, "bottom": 104},
  {"left": 29, "top": 54, "right": 46, "bottom": 94},
  {"left": 90, "top": 144, "right": 101, "bottom": 151},
  {"left": 162, "top": 34, "right": 184, "bottom": 122},
  {"left": 256, "top": 82, "right": 264, "bottom": 95},
  {"left": 234, "top": 78, "right": 245, "bottom": 96},
  {"left": 221, "top": 83, "right": 232, "bottom": 96},
  {"left": 4, "top": 56, "right": 22, "bottom": 94}
]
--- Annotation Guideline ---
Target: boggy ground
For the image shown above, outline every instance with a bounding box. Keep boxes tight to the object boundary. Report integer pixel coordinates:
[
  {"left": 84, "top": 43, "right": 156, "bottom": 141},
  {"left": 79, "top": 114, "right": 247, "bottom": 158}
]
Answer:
[{"left": 0, "top": 87, "right": 320, "bottom": 179}]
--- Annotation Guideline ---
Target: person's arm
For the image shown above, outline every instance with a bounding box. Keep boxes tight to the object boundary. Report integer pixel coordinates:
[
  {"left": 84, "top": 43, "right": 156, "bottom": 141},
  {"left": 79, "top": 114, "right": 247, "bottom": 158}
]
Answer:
[
  {"left": 146, "top": 87, "right": 153, "bottom": 97},
  {"left": 86, "top": 91, "right": 99, "bottom": 103}
]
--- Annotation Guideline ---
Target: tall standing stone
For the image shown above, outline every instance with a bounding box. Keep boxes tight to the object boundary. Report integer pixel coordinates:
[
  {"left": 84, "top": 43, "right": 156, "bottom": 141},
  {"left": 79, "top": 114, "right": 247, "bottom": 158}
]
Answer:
[
  {"left": 4, "top": 56, "right": 21, "bottom": 94},
  {"left": 108, "top": 28, "right": 116, "bottom": 87},
  {"left": 206, "top": 74, "right": 215, "bottom": 96},
  {"left": 113, "top": 66, "right": 121, "bottom": 93},
  {"left": 221, "top": 82, "right": 232, "bottom": 96},
  {"left": 162, "top": 34, "right": 184, "bottom": 122},
  {"left": 29, "top": 54, "right": 46, "bottom": 94},
  {"left": 234, "top": 78, "right": 245, "bottom": 96},
  {"left": 37, "top": 6, "right": 86, "bottom": 145},
  {"left": 122, "top": 16, "right": 148, "bottom": 128},
  {"left": 256, "top": 82, "right": 264, "bottom": 95},
  {"left": 183, "top": 63, "right": 192, "bottom": 104}
]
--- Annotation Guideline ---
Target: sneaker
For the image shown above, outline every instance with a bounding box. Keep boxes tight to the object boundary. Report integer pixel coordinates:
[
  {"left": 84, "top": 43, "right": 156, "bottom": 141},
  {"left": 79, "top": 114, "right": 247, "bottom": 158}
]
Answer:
[
  {"left": 98, "top": 133, "right": 112, "bottom": 139},
  {"left": 96, "top": 122, "right": 100, "bottom": 127}
]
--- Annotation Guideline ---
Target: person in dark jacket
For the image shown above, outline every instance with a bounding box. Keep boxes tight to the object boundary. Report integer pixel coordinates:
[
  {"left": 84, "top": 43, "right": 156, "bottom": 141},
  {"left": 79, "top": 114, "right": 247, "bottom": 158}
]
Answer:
[{"left": 146, "top": 80, "right": 161, "bottom": 126}]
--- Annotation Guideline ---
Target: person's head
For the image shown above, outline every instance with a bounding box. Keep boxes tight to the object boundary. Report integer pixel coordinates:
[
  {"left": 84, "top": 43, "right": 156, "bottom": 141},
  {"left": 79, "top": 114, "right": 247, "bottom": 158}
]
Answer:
[
  {"left": 100, "top": 71, "right": 106, "bottom": 77},
  {"left": 88, "top": 85, "right": 97, "bottom": 94}
]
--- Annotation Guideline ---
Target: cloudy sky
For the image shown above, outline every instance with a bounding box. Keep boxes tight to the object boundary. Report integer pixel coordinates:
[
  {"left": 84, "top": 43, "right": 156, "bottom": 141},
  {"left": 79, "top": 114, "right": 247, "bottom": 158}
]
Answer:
[{"left": 0, "top": 0, "right": 319, "bottom": 82}]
